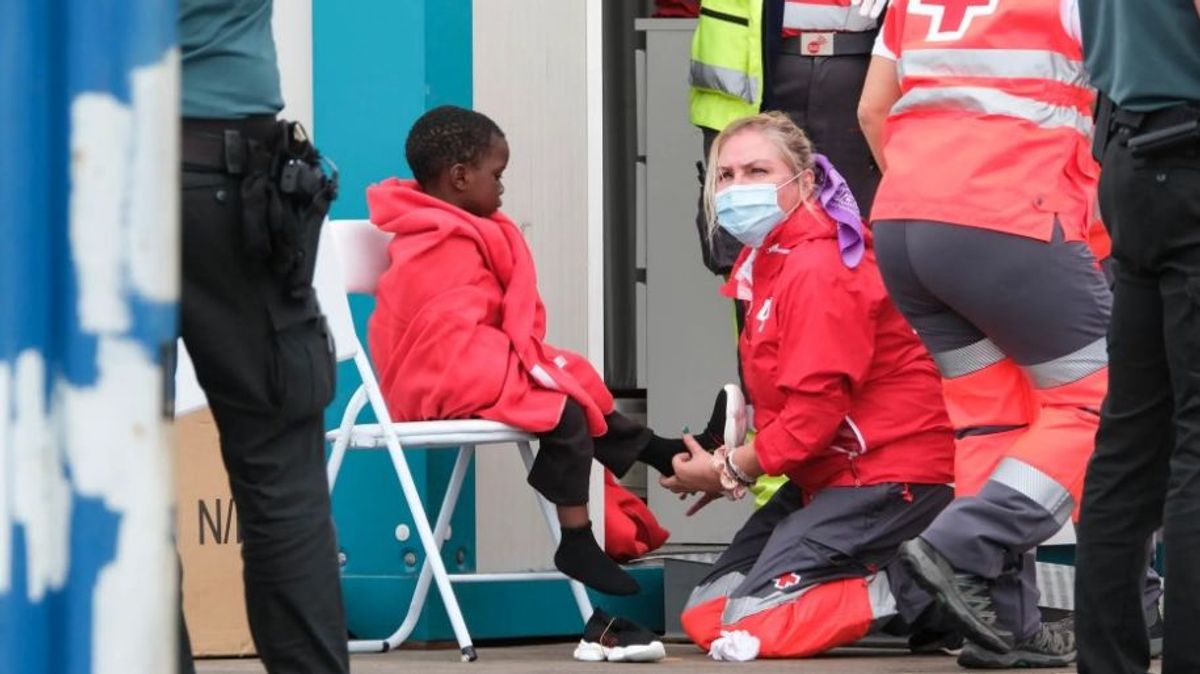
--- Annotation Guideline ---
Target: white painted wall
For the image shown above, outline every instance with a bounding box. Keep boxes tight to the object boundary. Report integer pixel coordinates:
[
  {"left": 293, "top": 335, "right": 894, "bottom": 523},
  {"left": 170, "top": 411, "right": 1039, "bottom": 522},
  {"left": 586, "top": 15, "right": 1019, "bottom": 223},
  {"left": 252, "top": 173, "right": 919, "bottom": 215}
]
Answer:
[
  {"left": 272, "top": 0, "right": 313, "bottom": 135},
  {"left": 472, "top": 0, "right": 606, "bottom": 572}
]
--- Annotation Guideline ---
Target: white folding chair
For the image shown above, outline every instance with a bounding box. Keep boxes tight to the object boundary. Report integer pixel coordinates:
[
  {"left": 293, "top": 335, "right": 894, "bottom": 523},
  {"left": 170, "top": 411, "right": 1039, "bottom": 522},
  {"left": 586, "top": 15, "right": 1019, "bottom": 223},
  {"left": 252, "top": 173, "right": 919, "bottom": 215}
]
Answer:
[{"left": 318, "top": 219, "right": 593, "bottom": 661}]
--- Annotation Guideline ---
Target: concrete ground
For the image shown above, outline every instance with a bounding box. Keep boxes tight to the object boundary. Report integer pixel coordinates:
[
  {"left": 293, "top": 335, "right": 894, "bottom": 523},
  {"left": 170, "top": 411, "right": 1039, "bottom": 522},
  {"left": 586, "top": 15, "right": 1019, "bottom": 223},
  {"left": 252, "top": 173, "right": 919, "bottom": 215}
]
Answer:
[{"left": 195, "top": 641, "right": 1163, "bottom": 673}]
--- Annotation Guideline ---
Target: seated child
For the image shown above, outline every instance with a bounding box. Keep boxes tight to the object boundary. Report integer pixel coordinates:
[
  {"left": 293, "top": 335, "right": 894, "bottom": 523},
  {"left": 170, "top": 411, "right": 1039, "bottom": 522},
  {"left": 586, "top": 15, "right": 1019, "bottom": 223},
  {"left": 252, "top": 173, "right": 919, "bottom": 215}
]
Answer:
[{"left": 367, "top": 105, "right": 703, "bottom": 595}]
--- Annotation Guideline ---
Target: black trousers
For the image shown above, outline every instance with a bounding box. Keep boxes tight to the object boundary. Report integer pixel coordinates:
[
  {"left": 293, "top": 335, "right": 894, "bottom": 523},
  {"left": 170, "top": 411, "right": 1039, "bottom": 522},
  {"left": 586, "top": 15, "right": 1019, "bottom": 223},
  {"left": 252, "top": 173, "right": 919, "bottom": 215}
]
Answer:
[
  {"left": 771, "top": 51, "right": 879, "bottom": 214},
  {"left": 694, "top": 52, "right": 880, "bottom": 275},
  {"left": 529, "top": 399, "right": 653, "bottom": 506},
  {"left": 177, "top": 120, "right": 348, "bottom": 673},
  {"left": 1076, "top": 106, "right": 1200, "bottom": 674}
]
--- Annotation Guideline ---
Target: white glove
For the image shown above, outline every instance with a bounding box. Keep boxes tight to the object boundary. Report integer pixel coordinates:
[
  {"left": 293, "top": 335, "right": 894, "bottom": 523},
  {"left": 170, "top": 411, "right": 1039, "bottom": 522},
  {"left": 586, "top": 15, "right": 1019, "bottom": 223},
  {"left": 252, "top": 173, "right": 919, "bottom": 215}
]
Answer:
[{"left": 849, "top": 0, "right": 889, "bottom": 19}]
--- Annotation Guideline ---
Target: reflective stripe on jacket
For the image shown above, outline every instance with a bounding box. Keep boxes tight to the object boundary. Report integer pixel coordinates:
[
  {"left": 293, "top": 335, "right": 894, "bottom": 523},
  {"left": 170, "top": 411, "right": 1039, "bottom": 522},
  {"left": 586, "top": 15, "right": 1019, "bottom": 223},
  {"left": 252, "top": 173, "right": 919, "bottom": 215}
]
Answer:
[
  {"left": 871, "top": 0, "right": 1099, "bottom": 242},
  {"left": 689, "top": 0, "right": 765, "bottom": 130}
]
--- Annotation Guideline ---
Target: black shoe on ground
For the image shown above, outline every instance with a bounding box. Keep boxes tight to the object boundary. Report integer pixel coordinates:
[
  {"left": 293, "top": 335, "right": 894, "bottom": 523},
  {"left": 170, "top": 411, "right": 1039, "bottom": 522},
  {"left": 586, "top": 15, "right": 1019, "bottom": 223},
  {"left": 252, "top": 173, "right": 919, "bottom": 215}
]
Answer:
[
  {"left": 957, "top": 617, "right": 1075, "bottom": 669},
  {"left": 1148, "top": 604, "right": 1164, "bottom": 659},
  {"left": 899, "top": 538, "right": 1014, "bottom": 654},
  {"left": 573, "top": 608, "right": 666, "bottom": 662}
]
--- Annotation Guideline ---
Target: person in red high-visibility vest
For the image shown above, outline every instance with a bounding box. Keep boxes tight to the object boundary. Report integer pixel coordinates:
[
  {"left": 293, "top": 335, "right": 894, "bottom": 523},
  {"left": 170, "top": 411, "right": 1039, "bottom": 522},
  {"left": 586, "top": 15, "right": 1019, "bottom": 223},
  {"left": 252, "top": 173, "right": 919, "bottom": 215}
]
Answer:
[{"left": 858, "top": 0, "right": 1116, "bottom": 668}]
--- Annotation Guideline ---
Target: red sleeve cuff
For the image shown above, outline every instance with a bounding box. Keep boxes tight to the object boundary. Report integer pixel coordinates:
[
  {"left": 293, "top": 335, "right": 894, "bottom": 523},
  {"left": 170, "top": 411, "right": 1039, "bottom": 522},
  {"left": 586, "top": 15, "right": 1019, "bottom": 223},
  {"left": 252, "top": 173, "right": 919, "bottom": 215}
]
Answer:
[{"left": 752, "top": 421, "right": 797, "bottom": 477}]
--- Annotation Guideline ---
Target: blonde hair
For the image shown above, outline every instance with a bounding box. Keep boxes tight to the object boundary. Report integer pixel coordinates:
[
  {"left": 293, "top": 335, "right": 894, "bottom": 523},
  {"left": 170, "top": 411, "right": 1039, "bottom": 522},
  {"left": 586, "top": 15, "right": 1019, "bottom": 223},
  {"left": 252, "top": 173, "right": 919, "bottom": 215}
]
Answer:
[{"left": 702, "top": 111, "right": 816, "bottom": 238}]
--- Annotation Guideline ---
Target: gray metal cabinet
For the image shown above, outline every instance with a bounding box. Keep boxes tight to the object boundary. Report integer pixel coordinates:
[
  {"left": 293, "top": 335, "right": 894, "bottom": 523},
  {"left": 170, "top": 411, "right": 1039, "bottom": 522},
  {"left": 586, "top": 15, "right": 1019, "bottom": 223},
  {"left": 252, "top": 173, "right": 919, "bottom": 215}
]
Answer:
[{"left": 636, "top": 19, "right": 754, "bottom": 543}]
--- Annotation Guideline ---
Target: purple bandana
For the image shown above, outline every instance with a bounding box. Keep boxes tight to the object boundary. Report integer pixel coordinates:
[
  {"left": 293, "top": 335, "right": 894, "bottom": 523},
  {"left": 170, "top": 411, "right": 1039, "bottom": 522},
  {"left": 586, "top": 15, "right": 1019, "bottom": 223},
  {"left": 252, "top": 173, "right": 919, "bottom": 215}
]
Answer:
[{"left": 814, "top": 154, "right": 865, "bottom": 268}]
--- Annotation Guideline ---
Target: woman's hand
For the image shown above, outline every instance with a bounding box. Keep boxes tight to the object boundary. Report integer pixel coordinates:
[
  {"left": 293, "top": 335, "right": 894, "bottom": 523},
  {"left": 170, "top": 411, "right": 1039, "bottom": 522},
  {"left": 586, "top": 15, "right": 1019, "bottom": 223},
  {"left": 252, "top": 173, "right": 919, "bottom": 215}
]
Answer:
[
  {"left": 659, "top": 434, "right": 724, "bottom": 495},
  {"left": 682, "top": 492, "right": 722, "bottom": 517}
]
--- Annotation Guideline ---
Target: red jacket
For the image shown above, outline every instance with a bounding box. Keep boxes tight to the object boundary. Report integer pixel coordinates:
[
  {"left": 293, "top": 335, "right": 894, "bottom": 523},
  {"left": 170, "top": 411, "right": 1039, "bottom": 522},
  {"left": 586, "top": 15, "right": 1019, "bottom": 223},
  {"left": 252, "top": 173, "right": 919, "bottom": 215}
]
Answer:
[
  {"left": 722, "top": 205, "right": 954, "bottom": 494},
  {"left": 366, "top": 179, "right": 614, "bottom": 435}
]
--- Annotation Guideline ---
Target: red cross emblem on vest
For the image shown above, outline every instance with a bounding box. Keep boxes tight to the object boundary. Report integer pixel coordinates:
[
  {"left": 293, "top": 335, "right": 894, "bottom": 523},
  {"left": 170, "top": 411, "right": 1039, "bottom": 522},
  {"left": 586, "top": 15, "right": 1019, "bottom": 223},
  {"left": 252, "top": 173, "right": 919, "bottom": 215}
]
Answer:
[
  {"left": 909, "top": 0, "right": 998, "bottom": 41},
  {"left": 774, "top": 572, "right": 802, "bottom": 590}
]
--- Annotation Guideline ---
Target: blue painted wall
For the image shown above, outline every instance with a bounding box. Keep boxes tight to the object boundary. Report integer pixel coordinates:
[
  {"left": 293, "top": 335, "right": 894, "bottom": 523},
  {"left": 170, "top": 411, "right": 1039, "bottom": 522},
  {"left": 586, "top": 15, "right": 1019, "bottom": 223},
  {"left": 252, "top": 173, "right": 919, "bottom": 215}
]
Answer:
[{"left": 0, "top": 1, "right": 178, "bottom": 670}]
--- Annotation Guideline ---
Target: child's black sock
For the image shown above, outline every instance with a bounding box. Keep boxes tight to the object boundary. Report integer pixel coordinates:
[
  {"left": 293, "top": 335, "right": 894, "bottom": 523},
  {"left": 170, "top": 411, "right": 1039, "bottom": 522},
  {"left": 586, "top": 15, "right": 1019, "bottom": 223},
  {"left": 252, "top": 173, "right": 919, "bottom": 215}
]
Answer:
[
  {"left": 555, "top": 523, "right": 639, "bottom": 596},
  {"left": 639, "top": 434, "right": 687, "bottom": 476},
  {"left": 639, "top": 386, "right": 731, "bottom": 475}
]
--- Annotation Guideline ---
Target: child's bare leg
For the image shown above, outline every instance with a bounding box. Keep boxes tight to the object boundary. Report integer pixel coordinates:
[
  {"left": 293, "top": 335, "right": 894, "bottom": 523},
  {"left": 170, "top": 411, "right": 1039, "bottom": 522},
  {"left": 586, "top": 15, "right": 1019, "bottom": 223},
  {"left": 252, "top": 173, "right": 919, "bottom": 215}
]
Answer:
[{"left": 557, "top": 504, "right": 590, "bottom": 529}]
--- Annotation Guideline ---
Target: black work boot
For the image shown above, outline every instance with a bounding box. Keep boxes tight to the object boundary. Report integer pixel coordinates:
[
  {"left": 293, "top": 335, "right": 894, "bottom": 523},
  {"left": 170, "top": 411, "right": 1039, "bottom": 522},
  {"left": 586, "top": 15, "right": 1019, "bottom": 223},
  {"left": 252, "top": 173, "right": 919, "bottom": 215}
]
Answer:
[
  {"left": 958, "top": 617, "right": 1075, "bottom": 669},
  {"left": 899, "top": 537, "right": 1014, "bottom": 654}
]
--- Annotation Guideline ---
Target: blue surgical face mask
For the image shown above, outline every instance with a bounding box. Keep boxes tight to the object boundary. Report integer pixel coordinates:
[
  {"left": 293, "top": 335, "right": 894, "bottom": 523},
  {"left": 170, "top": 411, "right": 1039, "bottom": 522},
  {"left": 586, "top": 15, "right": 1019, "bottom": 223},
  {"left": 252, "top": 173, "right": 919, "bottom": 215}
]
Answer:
[{"left": 714, "top": 173, "right": 802, "bottom": 248}]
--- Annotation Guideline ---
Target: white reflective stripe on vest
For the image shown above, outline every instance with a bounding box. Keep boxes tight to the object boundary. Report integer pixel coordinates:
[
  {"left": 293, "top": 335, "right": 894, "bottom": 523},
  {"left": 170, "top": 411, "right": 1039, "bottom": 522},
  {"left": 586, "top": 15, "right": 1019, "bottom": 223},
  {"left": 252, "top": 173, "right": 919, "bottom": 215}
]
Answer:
[
  {"left": 891, "top": 85, "right": 1093, "bottom": 136},
  {"left": 990, "top": 457, "right": 1074, "bottom": 525},
  {"left": 783, "top": 1, "right": 876, "bottom": 31},
  {"left": 897, "top": 48, "right": 1088, "bottom": 88},
  {"left": 690, "top": 60, "right": 760, "bottom": 104}
]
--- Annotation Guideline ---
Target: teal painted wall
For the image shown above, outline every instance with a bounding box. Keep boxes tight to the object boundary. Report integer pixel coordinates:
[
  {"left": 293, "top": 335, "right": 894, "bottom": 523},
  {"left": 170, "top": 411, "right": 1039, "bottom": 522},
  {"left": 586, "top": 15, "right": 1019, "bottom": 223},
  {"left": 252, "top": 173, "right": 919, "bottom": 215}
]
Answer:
[
  {"left": 315, "top": 1, "right": 430, "bottom": 219},
  {"left": 313, "top": 0, "right": 478, "bottom": 642}
]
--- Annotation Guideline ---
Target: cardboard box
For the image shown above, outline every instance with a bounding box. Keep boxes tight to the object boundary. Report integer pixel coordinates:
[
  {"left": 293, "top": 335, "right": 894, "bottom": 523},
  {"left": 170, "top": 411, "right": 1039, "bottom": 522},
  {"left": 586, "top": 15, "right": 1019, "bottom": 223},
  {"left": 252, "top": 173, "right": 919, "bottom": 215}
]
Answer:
[{"left": 176, "top": 409, "right": 255, "bottom": 657}]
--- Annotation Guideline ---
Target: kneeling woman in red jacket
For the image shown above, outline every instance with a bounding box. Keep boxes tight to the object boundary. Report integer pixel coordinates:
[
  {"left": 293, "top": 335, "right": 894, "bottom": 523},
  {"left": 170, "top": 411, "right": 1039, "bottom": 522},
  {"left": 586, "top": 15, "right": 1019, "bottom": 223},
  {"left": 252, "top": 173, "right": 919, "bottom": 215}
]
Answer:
[{"left": 665, "top": 112, "right": 956, "bottom": 659}]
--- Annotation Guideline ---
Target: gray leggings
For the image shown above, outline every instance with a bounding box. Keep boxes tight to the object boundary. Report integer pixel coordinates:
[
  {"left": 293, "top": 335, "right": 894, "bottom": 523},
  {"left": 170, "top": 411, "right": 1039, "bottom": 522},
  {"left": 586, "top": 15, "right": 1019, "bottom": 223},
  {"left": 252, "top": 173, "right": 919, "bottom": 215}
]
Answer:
[
  {"left": 873, "top": 219, "right": 1111, "bottom": 368},
  {"left": 874, "top": 219, "right": 1114, "bottom": 640}
]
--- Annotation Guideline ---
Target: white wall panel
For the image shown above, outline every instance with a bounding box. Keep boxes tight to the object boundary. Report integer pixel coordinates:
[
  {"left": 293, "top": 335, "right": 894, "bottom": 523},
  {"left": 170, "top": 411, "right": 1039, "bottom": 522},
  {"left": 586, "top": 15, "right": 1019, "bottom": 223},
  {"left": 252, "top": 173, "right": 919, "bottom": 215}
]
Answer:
[
  {"left": 472, "top": 0, "right": 606, "bottom": 573},
  {"left": 272, "top": 1, "right": 313, "bottom": 135}
]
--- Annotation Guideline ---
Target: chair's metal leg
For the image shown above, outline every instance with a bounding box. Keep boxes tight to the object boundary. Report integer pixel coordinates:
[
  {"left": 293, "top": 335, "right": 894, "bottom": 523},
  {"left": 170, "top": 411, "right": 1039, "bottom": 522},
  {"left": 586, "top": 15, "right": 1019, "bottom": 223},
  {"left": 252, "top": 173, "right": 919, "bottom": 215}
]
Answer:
[
  {"left": 517, "top": 441, "right": 594, "bottom": 626},
  {"left": 380, "top": 445, "right": 475, "bottom": 651},
  {"left": 357, "top": 355, "right": 477, "bottom": 662},
  {"left": 329, "top": 383, "right": 392, "bottom": 655},
  {"left": 326, "top": 384, "right": 368, "bottom": 490}
]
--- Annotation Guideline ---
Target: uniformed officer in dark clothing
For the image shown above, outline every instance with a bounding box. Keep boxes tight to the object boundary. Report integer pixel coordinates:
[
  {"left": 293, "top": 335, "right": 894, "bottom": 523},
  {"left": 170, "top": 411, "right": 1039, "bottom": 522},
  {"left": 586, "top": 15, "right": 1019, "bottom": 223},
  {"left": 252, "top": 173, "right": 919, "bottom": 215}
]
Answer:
[
  {"left": 1074, "top": 1, "right": 1200, "bottom": 673},
  {"left": 177, "top": 1, "right": 348, "bottom": 672}
]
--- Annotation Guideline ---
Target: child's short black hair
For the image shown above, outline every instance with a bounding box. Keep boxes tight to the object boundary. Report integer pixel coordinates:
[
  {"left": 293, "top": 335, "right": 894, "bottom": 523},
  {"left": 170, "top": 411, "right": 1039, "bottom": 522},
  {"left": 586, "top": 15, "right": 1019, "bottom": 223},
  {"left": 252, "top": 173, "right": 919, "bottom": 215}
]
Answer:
[{"left": 405, "top": 105, "right": 505, "bottom": 186}]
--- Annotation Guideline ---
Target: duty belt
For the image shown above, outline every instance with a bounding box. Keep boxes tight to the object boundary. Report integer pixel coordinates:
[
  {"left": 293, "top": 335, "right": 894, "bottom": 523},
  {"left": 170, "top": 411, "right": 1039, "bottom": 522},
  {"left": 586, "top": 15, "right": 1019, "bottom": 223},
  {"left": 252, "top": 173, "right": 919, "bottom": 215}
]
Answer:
[
  {"left": 182, "top": 116, "right": 277, "bottom": 174},
  {"left": 1112, "top": 103, "right": 1200, "bottom": 134},
  {"left": 1111, "top": 103, "right": 1200, "bottom": 158},
  {"left": 780, "top": 30, "right": 877, "bottom": 57}
]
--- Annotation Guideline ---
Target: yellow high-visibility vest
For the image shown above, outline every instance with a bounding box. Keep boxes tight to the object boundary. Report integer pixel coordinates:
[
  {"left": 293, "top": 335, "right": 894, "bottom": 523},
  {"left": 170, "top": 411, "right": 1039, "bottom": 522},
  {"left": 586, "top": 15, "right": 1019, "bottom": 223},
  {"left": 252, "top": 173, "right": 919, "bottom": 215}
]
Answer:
[{"left": 689, "top": 0, "right": 765, "bottom": 131}]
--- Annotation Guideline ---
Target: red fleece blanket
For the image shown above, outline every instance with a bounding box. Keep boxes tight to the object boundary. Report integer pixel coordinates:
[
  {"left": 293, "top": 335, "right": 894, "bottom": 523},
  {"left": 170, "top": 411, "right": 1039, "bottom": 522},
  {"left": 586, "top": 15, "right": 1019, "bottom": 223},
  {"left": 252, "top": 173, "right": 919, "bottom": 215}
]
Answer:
[
  {"left": 604, "top": 472, "right": 670, "bottom": 562},
  {"left": 366, "top": 178, "right": 613, "bottom": 435}
]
